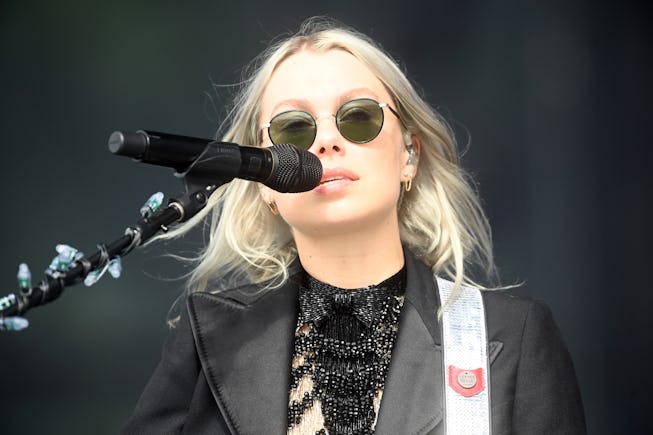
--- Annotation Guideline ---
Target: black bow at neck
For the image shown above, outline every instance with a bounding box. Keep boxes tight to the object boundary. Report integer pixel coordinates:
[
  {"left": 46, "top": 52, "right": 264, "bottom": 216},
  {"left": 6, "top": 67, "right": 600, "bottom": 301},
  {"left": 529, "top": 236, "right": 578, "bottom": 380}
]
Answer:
[{"left": 298, "top": 267, "right": 406, "bottom": 328}]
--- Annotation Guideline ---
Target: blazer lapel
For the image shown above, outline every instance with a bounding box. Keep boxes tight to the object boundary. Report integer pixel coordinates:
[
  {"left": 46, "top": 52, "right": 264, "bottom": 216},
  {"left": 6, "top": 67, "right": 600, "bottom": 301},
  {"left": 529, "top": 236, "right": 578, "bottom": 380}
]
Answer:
[
  {"left": 186, "top": 275, "right": 301, "bottom": 435},
  {"left": 375, "top": 250, "right": 445, "bottom": 434}
]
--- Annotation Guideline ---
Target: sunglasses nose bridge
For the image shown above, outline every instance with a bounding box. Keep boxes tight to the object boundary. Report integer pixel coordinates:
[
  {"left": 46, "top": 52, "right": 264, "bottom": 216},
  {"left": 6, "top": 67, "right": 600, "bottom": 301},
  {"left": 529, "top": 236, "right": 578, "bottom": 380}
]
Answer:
[{"left": 313, "top": 113, "right": 336, "bottom": 126}]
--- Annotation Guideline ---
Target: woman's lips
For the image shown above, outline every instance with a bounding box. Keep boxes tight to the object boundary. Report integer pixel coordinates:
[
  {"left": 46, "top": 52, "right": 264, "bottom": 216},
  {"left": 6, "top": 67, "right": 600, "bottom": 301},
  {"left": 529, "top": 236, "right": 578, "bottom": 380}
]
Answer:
[{"left": 314, "top": 167, "right": 359, "bottom": 194}]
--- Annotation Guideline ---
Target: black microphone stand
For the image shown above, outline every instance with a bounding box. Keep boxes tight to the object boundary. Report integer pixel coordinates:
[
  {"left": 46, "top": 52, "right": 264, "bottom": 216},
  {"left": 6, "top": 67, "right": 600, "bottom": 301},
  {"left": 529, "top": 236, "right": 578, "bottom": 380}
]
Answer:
[{"left": 0, "top": 184, "right": 217, "bottom": 320}]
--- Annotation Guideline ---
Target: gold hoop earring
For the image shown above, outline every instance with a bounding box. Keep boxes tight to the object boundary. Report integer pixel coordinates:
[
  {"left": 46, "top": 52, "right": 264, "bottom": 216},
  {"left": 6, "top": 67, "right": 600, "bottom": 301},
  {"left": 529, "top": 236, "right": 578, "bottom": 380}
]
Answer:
[
  {"left": 267, "top": 201, "right": 279, "bottom": 215},
  {"left": 404, "top": 177, "right": 412, "bottom": 192}
]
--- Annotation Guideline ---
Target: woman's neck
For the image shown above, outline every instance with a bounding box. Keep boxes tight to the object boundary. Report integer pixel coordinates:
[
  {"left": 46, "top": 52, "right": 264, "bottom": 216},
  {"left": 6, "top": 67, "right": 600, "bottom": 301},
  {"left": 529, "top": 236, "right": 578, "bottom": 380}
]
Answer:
[{"left": 294, "top": 227, "right": 404, "bottom": 289}]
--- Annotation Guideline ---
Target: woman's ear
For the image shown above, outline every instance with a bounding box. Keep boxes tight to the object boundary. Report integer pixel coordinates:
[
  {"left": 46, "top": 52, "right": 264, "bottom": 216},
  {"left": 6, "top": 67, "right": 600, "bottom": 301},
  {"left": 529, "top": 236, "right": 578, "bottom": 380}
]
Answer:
[
  {"left": 402, "top": 134, "right": 421, "bottom": 180},
  {"left": 259, "top": 184, "right": 281, "bottom": 215},
  {"left": 258, "top": 184, "right": 276, "bottom": 206}
]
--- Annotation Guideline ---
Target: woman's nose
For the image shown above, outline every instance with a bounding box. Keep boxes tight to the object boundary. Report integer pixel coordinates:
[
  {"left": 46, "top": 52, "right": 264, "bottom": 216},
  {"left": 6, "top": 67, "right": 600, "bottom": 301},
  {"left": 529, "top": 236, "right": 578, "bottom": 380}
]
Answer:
[{"left": 311, "top": 116, "right": 345, "bottom": 156}]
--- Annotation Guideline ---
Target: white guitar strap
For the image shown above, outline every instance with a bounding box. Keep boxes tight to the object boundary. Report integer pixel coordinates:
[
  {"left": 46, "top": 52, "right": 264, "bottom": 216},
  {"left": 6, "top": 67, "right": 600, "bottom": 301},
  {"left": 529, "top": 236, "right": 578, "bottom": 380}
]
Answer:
[{"left": 436, "top": 276, "right": 491, "bottom": 435}]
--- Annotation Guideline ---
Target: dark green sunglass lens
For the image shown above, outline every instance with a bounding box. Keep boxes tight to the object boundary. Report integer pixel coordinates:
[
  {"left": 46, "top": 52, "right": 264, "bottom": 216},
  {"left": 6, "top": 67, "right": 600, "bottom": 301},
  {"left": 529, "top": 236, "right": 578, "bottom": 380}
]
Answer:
[
  {"left": 337, "top": 99, "right": 384, "bottom": 143},
  {"left": 268, "top": 111, "right": 316, "bottom": 149}
]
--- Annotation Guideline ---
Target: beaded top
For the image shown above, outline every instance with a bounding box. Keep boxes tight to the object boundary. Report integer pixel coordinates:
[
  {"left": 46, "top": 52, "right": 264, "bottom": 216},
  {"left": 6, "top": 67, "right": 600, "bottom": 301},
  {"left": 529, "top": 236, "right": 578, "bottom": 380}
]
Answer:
[{"left": 287, "top": 267, "right": 406, "bottom": 435}]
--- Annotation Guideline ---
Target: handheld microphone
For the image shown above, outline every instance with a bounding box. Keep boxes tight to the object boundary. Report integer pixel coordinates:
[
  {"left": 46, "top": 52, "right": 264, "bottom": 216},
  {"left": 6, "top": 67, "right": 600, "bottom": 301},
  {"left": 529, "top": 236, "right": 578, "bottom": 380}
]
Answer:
[{"left": 108, "top": 130, "right": 322, "bottom": 193}]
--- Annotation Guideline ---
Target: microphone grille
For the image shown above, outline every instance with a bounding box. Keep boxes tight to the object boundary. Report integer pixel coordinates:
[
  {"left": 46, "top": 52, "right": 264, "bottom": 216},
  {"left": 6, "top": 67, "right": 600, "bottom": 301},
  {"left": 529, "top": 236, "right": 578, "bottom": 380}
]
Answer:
[{"left": 268, "top": 144, "right": 322, "bottom": 193}]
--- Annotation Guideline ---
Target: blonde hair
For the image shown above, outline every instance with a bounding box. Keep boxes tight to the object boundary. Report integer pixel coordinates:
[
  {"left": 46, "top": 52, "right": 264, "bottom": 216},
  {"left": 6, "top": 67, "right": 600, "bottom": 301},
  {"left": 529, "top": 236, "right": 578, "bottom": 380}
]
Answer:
[{"left": 166, "top": 18, "right": 497, "bottom": 301}]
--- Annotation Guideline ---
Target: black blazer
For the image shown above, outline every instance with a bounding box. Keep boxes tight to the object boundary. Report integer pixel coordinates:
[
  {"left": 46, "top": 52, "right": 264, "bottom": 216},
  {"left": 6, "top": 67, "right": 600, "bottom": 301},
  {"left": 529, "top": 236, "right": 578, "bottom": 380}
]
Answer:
[{"left": 122, "top": 251, "right": 586, "bottom": 434}]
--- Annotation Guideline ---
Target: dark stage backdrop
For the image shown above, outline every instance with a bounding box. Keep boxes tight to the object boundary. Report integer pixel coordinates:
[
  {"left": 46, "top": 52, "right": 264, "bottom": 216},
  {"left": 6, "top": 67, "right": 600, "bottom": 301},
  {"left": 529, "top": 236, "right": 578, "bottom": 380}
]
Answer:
[{"left": 1, "top": 1, "right": 650, "bottom": 433}]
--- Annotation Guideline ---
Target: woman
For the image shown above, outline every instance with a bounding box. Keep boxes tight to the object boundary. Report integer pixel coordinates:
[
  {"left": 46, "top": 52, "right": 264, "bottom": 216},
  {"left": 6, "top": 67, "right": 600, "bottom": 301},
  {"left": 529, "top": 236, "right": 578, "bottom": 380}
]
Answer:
[{"left": 122, "top": 19, "right": 585, "bottom": 434}]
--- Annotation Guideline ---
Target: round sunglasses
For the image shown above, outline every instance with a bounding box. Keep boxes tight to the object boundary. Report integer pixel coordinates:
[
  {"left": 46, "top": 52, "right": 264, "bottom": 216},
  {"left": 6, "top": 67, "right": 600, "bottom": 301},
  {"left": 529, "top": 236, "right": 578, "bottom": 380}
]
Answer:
[{"left": 261, "top": 98, "right": 402, "bottom": 150}]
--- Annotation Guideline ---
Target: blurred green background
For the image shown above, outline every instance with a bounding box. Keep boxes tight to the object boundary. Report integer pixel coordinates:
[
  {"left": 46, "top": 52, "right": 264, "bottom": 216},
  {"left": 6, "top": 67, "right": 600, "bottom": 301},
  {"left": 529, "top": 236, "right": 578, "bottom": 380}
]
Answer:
[{"left": 1, "top": 0, "right": 650, "bottom": 433}]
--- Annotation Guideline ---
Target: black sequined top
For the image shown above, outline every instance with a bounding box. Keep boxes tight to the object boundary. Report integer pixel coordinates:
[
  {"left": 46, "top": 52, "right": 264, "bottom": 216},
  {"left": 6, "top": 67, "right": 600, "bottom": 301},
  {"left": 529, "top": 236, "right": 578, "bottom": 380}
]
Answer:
[{"left": 287, "top": 267, "right": 406, "bottom": 435}]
